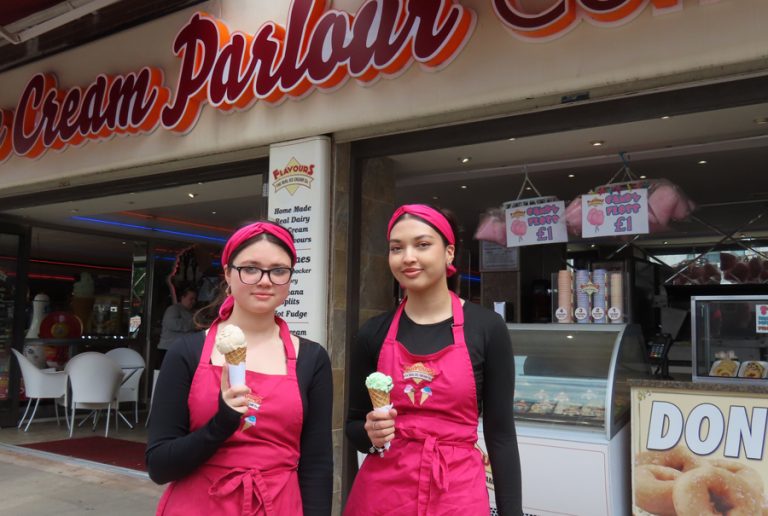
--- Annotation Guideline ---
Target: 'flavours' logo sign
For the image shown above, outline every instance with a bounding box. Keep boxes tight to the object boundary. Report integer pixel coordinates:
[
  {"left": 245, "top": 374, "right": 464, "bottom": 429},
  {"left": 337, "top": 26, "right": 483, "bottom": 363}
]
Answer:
[
  {"left": 273, "top": 158, "right": 315, "bottom": 195},
  {"left": 0, "top": 0, "right": 475, "bottom": 163}
]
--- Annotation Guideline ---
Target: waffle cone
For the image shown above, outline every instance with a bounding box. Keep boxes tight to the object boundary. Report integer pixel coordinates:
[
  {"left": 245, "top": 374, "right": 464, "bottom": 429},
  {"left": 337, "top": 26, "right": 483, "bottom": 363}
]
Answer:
[
  {"left": 225, "top": 347, "right": 246, "bottom": 365},
  {"left": 368, "top": 388, "right": 391, "bottom": 409}
]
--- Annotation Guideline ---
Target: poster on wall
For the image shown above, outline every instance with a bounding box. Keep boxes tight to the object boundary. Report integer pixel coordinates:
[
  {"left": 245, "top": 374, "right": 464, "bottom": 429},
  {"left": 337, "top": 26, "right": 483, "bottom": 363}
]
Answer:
[
  {"left": 268, "top": 137, "right": 330, "bottom": 345},
  {"left": 505, "top": 200, "right": 568, "bottom": 247},
  {"left": 480, "top": 241, "right": 519, "bottom": 272},
  {"left": 631, "top": 386, "right": 768, "bottom": 516},
  {"left": 581, "top": 189, "right": 649, "bottom": 238}
]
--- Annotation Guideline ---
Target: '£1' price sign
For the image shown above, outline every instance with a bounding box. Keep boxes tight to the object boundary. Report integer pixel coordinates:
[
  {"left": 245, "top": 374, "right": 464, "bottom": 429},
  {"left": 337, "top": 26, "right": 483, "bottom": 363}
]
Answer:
[{"left": 581, "top": 189, "right": 649, "bottom": 238}]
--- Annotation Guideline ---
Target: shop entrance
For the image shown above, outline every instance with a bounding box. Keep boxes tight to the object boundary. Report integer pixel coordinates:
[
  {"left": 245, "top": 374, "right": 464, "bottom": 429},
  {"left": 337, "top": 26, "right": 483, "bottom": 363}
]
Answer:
[{"left": 0, "top": 223, "right": 29, "bottom": 427}]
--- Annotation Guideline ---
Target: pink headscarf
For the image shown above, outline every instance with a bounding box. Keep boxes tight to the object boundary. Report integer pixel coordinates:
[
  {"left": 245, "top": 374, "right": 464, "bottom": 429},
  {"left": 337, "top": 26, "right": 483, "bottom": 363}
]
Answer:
[
  {"left": 387, "top": 204, "right": 457, "bottom": 277},
  {"left": 218, "top": 221, "right": 296, "bottom": 320}
]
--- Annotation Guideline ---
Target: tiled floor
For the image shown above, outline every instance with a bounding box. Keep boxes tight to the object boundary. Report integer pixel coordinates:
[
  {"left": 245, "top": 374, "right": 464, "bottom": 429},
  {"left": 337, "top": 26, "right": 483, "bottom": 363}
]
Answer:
[{"left": 0, "top": 411, "right": 148, "bottom": 446}]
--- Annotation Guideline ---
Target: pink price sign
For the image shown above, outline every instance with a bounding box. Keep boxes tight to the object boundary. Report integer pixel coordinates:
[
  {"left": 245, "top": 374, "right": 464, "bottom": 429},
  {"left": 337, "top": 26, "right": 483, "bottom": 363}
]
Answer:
[
  {"left": 581, "top": 189, "right": 649, "bottom": 238},
  {"left": 505, "top": 200, "right": 568, "bottom": 247}
]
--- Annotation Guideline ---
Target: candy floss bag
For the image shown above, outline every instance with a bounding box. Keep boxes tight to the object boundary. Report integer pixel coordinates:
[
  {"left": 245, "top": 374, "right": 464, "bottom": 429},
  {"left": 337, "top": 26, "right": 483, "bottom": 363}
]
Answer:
[{"left": 475, "top": 208, "right": 507, "bottom": 246}]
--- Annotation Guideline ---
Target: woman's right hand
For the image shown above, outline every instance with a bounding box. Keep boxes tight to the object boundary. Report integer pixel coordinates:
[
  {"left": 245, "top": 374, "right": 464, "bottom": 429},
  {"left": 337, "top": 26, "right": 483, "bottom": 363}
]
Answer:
[
  {"left": 220, "top": 364, "right": 251, "bottom": 414},
  {"left": 364, "top": 408, "right": 397, "bottom": 449}
]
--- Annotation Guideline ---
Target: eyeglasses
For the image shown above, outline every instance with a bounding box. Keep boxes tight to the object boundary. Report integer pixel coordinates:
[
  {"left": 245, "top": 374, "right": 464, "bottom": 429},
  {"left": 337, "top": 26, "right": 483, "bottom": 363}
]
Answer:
[{"left": 231, "top": 265, "right": 293, "bottom": 285}]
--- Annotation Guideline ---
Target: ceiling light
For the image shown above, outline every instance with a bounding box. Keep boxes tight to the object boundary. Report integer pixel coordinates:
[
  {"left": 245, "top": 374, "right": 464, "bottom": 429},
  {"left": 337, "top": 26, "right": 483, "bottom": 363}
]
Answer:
[
  {"left": 508, "top": 137, "right": 516, "bottom": 141},
  {"left": 70, "top": 209, "right": 79, "bottom": 213},
  {"left": 458, "top": 157, "right": 471, "bottom": 164},
  {"left": 590, "top": 140, "right": 604, "bottom": 147},
  {"left": 660, "top": 115, "right": 670, "bottom": 120},
  {"left": 590, "top": 244, "right": 596, "bottom": 248},
  {"left": 566, "top": 335, "right": 573, "bottom": 339},
  {"left": 754, "top": 117, "right": 768, "bottom": 125},
  {"left": 432, "top": 196, "right": 439, "bottom": 200},
  {"left": 639, "top": 175, "right": 647, "bottom": 179},
  {"left": 461, "top": 185, "right": 468, "bottom": 189},
  {"left": 188, "top": 193, "right": 197, "bottom": 198},
  {"left": 197, "top": 181, "right": 204, "bottom": 185},
  {"left": 698, "top": 160, "right": 707, "bottom": 165},
  {"left": 525, "top": 187, "right": 532, "bottom": 191},
  {"left": 568, "top": 174, "right": 575, "bottom": 178},
  {"left": 211, "top": 211, "right": 217, "bottom": 215},
  {"left": 663, "top": 241, "right": 669, "bottom": 245},
  {"left": 122, "top": 241, "right": 127, "bottom": 245}
]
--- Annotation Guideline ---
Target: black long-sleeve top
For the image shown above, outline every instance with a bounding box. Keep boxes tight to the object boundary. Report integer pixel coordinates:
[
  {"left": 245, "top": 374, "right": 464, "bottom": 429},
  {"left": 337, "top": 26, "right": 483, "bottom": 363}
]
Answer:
[
  {"left": 345, "top": 302, "right": 523, "bottom": 515},
  {"left": 146, "top": 331, "right": 333, "bottom": 515}
]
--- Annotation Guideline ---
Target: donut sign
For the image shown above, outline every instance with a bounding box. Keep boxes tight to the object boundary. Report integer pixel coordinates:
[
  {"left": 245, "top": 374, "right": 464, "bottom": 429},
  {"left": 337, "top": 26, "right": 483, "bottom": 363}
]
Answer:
[
  {"left": 631, "top": 386, "right": 768, "bottom": 515},
  {"left": 581, "top": 189, "right": 649, "bottom": 238}
]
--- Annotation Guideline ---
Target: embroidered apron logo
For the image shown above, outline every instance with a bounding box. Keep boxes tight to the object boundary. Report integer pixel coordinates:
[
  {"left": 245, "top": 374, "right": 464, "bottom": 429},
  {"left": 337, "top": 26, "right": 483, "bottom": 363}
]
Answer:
[
  {"left": 240, "top": 394, "right": 263, "bottom": 432},
  {"left": 403, "top": 363, "right": 437, "bottom": 405},
  {"left": 402, "top": 362, "right": 436, "bottom": 384}
]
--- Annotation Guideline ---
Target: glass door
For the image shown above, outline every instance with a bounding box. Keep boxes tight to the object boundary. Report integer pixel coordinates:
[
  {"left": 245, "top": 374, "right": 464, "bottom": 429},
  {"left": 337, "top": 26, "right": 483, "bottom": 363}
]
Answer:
[{"left": 0, "top": 224, "right": 29, "bottom": 427}]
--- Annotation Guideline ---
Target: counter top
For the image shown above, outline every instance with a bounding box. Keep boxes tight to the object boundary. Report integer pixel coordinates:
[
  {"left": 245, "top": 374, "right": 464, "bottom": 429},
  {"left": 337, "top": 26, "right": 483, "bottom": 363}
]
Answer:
[{"left": 630, "top": 378, "right": 768, "bottom": 395}]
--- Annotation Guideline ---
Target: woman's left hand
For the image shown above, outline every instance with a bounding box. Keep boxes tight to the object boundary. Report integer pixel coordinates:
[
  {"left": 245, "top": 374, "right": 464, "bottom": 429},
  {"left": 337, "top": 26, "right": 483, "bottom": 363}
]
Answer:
[{"left": 220, "top": 364, "right": 251, "bottom": 414}]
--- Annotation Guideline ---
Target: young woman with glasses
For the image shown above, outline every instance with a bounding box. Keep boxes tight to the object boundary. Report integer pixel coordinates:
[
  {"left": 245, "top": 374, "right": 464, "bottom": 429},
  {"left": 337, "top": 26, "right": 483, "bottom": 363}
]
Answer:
[
  {"left": 344, "top": 205, "right": 523, "bottom": 515},
  {"left": 147, "top": 221, "right": 333, "bottom": 515}
]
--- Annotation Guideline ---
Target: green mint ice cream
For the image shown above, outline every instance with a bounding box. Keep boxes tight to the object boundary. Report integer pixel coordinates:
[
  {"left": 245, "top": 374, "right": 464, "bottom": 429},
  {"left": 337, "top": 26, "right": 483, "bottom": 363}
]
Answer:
[{"left": 365, "top": 372, "right": 393, "bottom": 393}]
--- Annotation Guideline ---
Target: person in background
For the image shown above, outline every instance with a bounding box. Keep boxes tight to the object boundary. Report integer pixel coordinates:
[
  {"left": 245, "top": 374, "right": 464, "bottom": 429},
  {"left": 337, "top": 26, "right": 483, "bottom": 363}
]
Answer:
[
  {"left": 157, "top": 286, "right": 197, "bottom": 365},
  {"left": 344, "top": 204, "right": 523, "bottom": 515},
  {"left": 146, "top": 220, "right": 333, "bottom": 515}
]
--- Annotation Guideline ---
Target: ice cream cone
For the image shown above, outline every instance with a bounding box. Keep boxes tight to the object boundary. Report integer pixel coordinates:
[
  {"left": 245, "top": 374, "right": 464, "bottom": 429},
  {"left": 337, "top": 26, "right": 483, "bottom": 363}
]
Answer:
[
  {"left": 225, "top": 347, "right": 246, "bottom": 365},
  {"left": 368, "top": 388, "right": 391, "bottom": 409},
  {"left": 420, "top": 387, "right": 432, "bottom": 405},
  {"left": 404, "top": 385, "right": 415, "bottom": 404},
  {"left": 241, "top": 415, "right": 256, "bottom": 431}
]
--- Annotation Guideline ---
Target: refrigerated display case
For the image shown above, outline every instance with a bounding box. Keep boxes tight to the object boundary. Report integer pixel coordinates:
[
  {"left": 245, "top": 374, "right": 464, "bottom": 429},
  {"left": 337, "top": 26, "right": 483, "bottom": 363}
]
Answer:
[
  {"left": 507, "top": 323, "right": 650, "bottom": 516},
  {"left": 691, "top": 295, "right": 768, "bottom": 383}
]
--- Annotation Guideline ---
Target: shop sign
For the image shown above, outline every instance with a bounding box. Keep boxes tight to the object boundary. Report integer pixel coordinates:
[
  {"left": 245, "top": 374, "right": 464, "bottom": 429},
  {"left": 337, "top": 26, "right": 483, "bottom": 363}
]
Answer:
[
  {"left": 581, "top": 188, "right": 649, "bottom": 238},
  {"left": 0, "top": 0, "right": 476, "bottom": 163},
  {"left": 632, "top": 388, "right": 768, "bottom": 515},
  {"left": 493, "top": 0, "right": 720, "bottom": 41},
  {"left": 268, "top": 136, "right": 330, "bottom": 344},
  {"left": 757, "top": 304, "right": 768, "bottom": 333},
  {"left": 505, "top": 199, "right": 568, "bottom": 247}
]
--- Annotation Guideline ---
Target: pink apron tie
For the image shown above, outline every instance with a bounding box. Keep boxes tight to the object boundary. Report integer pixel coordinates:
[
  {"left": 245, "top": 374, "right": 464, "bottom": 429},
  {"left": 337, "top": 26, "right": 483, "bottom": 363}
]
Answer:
[{"left": 209, "top": 467, "right": 275, "bottom": 516}]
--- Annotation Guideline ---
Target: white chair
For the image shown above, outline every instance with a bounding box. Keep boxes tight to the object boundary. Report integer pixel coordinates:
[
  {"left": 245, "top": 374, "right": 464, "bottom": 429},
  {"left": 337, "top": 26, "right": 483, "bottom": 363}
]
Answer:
[
  {"left": 11, "top": 348, "right": 68, "bottom": 431},
  {"left": 106, "top": 347, "right": 145, "bottom": 426},
  {"left": 145, "top": 369, "right": 160, "bottom": 427},
  {"left": 65, "top": 352, "right": 123, "bottom": 438}
]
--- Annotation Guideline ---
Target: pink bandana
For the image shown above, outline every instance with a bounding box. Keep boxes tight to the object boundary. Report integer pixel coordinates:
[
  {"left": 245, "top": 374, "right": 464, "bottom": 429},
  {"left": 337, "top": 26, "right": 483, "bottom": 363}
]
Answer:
[
  {"left": 387, "top": 204, "right": 457, "bottom": 277},
  {"left": 218, "top": 222, "right": 296, "bottom": 320}
]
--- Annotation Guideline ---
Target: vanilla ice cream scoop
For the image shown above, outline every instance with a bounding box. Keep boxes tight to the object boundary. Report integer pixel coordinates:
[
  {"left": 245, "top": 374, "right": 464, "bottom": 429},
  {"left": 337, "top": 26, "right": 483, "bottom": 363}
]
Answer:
[
  {"left": 216, "top": 324, "right": 247, "bottom": 387},
  {"left": 216, "top": 324, "right": 247, "bottom": 361}
]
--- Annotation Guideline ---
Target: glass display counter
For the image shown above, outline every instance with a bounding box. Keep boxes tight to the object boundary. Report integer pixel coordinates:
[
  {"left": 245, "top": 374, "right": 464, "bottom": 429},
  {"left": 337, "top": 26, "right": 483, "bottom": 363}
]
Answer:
[
  {"left": 691, "top": 295, "right": 768, "bottom": 383},
  {"left": 505, "top": 323, "right": 650, "bottom": 516}
]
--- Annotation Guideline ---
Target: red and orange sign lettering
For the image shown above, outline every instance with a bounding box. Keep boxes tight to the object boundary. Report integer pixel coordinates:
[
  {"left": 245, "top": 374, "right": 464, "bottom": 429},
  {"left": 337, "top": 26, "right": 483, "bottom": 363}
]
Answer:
[{"left": 0, "top": 0, "right": 475, "bottom": 162}]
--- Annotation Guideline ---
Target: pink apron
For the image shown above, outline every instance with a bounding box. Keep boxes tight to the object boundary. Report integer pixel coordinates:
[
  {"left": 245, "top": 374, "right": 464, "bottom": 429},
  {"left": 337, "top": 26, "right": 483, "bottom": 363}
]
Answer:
[
  {"left": 156, "top": 318, "right": 304, "bottom": 516},
  {"left": 345, "top": 292, "right": 489, "bottom": 516}
]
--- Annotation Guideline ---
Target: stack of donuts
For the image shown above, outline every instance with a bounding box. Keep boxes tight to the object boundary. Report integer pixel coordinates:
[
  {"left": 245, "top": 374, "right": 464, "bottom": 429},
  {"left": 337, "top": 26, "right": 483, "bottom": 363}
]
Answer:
[{"left": 634, "top": 446, "right": 764, "bottom": 516}]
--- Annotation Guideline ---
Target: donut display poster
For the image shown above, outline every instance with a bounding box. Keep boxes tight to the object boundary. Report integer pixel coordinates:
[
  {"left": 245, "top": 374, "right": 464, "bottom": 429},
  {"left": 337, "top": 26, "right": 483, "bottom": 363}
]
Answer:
[
  {"left": 581, "top": 189, "right": 649, "bottom": 238},
  {"left": 504, "top": 200, "right": 567, "bottom": 247},
  {"left": 756, "top": 304, "right": 768, "bottom": 333},
  {"left": 631, "top": 387, "right": 768, "bottom": 515}
]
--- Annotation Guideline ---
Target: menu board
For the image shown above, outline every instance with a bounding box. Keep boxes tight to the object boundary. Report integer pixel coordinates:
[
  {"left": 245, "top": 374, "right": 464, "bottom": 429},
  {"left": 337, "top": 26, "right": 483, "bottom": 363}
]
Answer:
[
  {"left": 268, "top": 137, "right": 330, "bottom": 345},
  {"left": 631, "top": 386, "right": 768, "bottom": 516}
]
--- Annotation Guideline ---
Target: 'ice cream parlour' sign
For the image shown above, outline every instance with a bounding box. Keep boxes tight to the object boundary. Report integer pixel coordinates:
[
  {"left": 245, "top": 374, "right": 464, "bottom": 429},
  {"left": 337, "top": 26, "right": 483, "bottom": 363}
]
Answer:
[
  {"left": 504, "top": 197, "right": 568, "bottom": 247},
  {"left": 581, "top": 188, "right": 649, "bottom": 238}
]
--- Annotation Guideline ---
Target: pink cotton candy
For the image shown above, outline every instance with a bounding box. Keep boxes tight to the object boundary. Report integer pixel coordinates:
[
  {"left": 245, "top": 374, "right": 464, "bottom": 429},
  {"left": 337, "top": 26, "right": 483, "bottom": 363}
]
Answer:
[
  {"left": 587, "top": 207, "right": 605, "bottom": 228},
  {"left": 565, "top": 197, "right": 582, "bottom": 236},
  {"left": 648, "top": 184, "right": 678, "bottom": 230},
  {"left": 475, "top": 211, "right": 507, "bottom": 246},
  {"left": 510, "top": 219, "right": 527, "bottom": 240}
]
